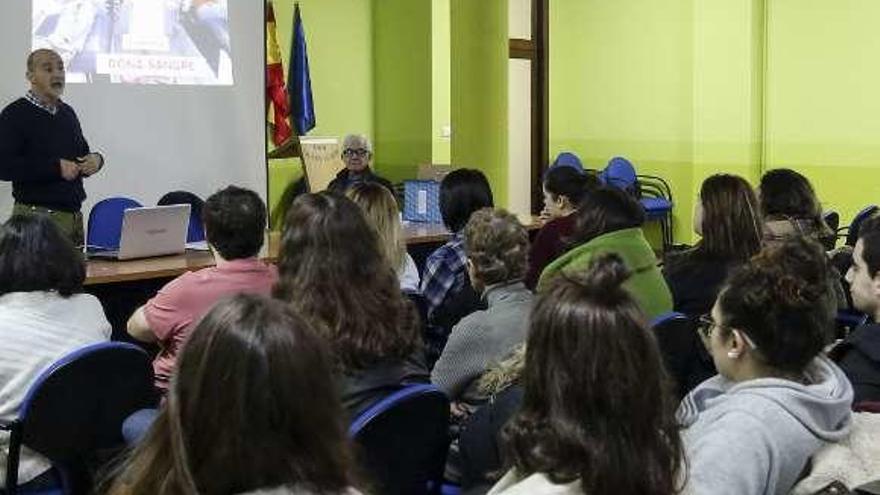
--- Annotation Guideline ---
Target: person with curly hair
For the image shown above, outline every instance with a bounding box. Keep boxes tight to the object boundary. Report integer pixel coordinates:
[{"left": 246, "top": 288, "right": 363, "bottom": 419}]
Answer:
[
  {"left": 488, "top": 254, "right": 684, "bottom": 495},
  {"left": 679, "top": 237, "right": 853, "bottom": 495},
  {"left": 431, "top": 208, "right": 532, "bottom": 411}
]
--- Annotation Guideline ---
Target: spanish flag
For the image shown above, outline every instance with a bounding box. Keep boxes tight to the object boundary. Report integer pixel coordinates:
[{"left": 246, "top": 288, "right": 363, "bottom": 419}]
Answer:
[{"left": 266, "top": 1, "right": 291, "bottom": 147}]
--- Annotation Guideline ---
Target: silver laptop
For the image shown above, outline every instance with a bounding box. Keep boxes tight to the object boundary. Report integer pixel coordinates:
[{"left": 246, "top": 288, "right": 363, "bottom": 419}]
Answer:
[{"left": 88, "top": 204, "right": 190, "bottom": 260}]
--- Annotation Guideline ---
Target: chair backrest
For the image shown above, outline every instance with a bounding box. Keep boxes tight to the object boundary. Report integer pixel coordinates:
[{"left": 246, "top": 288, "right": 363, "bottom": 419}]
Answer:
[
  {"left": 549, "top": 152, "right": 584, "bottom": 173},
  {"left": 300, "top": 136, "right": 345, "bottom": 192},
  {"left": 600, "top": 156, "right": 639, "bottom": 195},
  {"left": 349, "top": 383, "right": 450, "bottom": 495},
  {"left": 846, "top": 205, "right": 879, "bottom": 247},
  {"left": 19, "top": 342, "right": 156, "bottom": 464},
  {"left": 86, "top": 197, "right": 143, "bottom": 249},
  {"left": 651, "top": 312, "right": 716, "bottom": 400},
  {"left": 157, "top": 190, "right": 205, "bottom": 243}
]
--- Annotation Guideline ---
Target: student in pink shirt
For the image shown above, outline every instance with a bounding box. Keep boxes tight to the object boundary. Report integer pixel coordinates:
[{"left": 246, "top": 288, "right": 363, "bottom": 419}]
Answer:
[{"left": 127, "top": 186, "right": 277, "bottom": 391}]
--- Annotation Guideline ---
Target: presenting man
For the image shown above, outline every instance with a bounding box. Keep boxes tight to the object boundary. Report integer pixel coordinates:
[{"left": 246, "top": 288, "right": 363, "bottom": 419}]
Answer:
[{"left": 0, "top": 48, "right": 104, "bottom": 245}]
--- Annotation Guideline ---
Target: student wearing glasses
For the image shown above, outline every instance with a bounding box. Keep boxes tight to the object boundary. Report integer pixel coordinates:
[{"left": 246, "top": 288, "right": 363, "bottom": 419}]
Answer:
[
  {"left": 328, "top": 134, "right": 393, "bottom": 194},
  {"left": 679, "top": 237, "right": 853, "bottom": 495}
]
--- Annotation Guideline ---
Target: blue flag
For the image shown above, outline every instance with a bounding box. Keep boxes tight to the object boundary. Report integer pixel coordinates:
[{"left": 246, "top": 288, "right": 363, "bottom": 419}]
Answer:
[{"left": 288, "top": 3, "right": 315, "bottom": 135}]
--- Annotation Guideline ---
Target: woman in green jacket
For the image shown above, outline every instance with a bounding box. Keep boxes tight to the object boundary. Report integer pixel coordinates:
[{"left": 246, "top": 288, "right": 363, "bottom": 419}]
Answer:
[{"left": 538, "top": 186, "right": 672, "bottom": 320}]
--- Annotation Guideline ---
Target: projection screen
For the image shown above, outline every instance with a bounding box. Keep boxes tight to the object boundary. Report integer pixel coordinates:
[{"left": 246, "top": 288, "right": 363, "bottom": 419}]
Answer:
[{"left": 0, "top": 0, "right": 266, "bottom": 220}]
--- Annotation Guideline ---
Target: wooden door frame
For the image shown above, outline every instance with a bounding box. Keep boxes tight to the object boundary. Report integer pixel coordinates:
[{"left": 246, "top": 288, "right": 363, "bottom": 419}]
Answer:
[{"left": 508, "top": 0, "right": 548, "bottom": 215}]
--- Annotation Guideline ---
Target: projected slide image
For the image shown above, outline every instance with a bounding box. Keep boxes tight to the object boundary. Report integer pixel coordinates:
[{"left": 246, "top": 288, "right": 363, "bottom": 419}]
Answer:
[{"left": 33, "top": 0, "right": 233, "bottom": 85}]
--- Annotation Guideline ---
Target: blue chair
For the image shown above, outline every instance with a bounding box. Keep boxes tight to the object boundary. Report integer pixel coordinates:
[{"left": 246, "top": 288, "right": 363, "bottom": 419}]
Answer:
[
  {"left": 157, "top": 191, "right": 205, "bottom": 243},
  {"left": 349, "top": 383, "right": 450, "bottom": 495},
  {"left": 549, "top": 152, "right": 584, "bottom": 173},
  {"left": 0, "top": 342, "right": 157, "bottom": 494},
  {"left": 600, "top": 157, "right": 675, "bottom": 252},
  {"left": 651, "top": 312, "right": 715, "bottom": 400},
  {"left": 85, "top": 197, "right": 142, "bottom": 249},
  {"left": 842, "top": 205, "right": 879, "bottom": 247}
]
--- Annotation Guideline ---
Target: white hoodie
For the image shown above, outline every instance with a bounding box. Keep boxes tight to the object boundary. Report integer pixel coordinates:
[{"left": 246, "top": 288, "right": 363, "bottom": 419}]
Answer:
[{"left": 678, "top": 356, "right": 853, "bottom": 495}]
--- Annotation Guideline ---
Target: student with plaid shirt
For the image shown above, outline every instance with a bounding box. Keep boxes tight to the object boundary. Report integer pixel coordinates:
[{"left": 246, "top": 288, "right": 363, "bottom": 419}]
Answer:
[{"left": 421, "top": 169, "right": 494, "bottom": 317}]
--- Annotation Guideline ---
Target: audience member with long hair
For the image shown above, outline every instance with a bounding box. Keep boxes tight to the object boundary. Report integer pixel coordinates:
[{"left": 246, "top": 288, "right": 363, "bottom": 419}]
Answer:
[
  {"left": 759, "top": 168, "right": 847, "bottom": 314},
  {"left": 273, "top": 192, "right": 428, "bottom": 418},
  {"left": 663, "top": 174, "right": 763, "bottom": 317},
  {"left": 679, "top": 237, "right": 852, "bottom": 495},
  {"left": 538, "top": 186, "right": 672, "bottom": 320},
  {"left": 525, "top": 167, "right": 599, "bottom": 289},
  {"left": 488, "top": 254, "right": 685, "bottom": 495},
  {"left": 106, "top": 294, "right": 361, "bottom": 495},
  {"left": 759, "top": 168, "right": 835, "bottom": 247},
  {"left": 0, "top": 214, "right": 110, "bottom": 490},
  {"left": 346, "top": 182, "right": 420, "bottom": 293}
]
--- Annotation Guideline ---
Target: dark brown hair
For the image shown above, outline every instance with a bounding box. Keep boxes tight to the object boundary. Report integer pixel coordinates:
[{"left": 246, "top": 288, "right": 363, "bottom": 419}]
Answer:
[
  {"left": 568, "top": 186, "right": 645, "bottom": 246},
  {"left": 440, "top": 169, "right": 494, "bottom": 232},
  {"left": 106, "top": 295, "right": 355, "bottom": 494},
  {"left": 273, "top": 192, "right": 421, "bottom": 371},
  {"left": 759, "top": 168, "right": 822, "bottom": 219},
  {"left": 501, "top": 254, "right": 685, "bottom": 495},
  {"left": 463, "top": 208, "right": 529, "bottom": 286},
  {"left": 856, "top": 214, "right": 880, "bottom": 277},
  {"left": 696, "top": 174, "right": 763, "bottom": 261},
  {"left": 202, "top": 185, "right": 266, "bottom": 260},
  {"left": 0, "top": 214, "right": 85, "bottom": 296},
  {"left": 717, "top": 237, "right": 832, "bottom": 373},
  {"left": 543, "top": 167, "right": 600, "bottom": 207}
]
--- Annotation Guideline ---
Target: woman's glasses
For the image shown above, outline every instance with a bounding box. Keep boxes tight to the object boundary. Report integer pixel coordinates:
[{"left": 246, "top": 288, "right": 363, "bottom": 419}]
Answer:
[{"left": 696, "top": 314, "right": 759, "bottom": 349}]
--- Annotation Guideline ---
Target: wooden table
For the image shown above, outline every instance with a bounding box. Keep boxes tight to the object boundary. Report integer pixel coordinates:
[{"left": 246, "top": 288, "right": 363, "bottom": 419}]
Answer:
[{"left": 86, "top": 216, "right": 540, "bottom": 285}]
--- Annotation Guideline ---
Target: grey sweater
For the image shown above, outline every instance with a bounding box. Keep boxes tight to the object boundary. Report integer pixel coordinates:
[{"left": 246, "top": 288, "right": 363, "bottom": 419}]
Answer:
[
  {"left": 678, "top": 356, "right": 853, "bottom": 495},
  {"left": 431, "top": 281, "right": 532, "bottom": 404}
]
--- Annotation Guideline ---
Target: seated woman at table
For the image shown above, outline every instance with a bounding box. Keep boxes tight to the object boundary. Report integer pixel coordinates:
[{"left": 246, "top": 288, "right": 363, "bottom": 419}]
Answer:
[
  {"left": 0, "top": 214, "right": 110, "bottom": 490},
  {"left": 538, "top": 186, "right": 673, "bottom": 321},
  {"left": 346, "top": 182, "right": 420, "bottom": 293},
  {"left": 105, "top": 294, "right": 362, "bottom": 495},
  {"left": 126, "top": 186, "right": 277, "bottom": 392},
  {"left": 274, "top": 192, "right": 428, "bottom": 418}
]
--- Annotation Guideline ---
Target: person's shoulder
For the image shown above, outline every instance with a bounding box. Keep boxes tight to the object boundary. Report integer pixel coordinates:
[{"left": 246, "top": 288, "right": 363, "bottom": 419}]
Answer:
[
  {"left": 0, "top": 98, "right": 30, "bottom": 117},
  {"left": 839, "top": 324, "right": 880, "bottom": 363}
]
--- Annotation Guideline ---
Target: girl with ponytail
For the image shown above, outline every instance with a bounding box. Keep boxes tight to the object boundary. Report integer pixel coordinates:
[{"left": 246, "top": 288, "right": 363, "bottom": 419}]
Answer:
[{"left": 489, "top": 254, "right": 685, "bottom": 495}]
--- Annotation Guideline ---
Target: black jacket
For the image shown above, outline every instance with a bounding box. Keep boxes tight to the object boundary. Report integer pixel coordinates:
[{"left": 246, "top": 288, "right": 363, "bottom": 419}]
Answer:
[
  {"left": 327, "top": 167, "right": 394, "bottom": 195},
  {"left": 830, "top": 323, "right": 880, "bottom": 405}
]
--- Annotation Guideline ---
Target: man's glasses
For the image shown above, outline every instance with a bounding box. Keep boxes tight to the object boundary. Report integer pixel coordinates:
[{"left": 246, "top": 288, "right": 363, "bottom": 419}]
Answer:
[{"left": 343, "top": 148, "right": 370, "bottom": 158}]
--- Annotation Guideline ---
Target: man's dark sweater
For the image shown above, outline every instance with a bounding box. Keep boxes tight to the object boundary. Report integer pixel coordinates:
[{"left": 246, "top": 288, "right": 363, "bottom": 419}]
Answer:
[{"left": 0, "top": 98, "right": 89, "bottom": 211}]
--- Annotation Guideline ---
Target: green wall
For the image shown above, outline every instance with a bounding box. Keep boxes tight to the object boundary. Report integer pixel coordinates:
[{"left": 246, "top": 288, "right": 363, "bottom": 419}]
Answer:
[
  {"left": 764, "top": 0, "right": 880, "bottom": 226},
  {"left": 432, "top": 0, "right": 452, "bottom": 164},
  {"left": 549, "top": 0, "right": 696, "bottom": 243},
  {"left": 268, "top": 0, "right": 374, "bottom": 219},
  {"left": 451, "top": 0, "right": 509, "bottom": 208},
  {"left": 550, "top": 0, "right": 880, "bottom": 245},
  {"left": 372, "top": 0, "right": 433, "bottom": 183}
]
